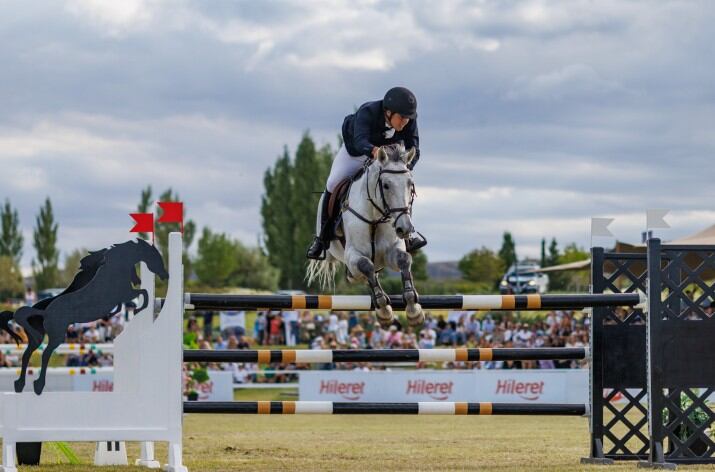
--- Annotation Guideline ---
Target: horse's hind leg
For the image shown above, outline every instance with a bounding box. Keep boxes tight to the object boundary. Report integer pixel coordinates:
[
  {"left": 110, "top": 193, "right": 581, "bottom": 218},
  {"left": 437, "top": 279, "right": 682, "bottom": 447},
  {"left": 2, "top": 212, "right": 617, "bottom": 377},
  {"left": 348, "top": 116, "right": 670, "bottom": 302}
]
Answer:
[
  {"left": 355, "top": 256, "right": 394, "bottom": 328},
  {"left": 13, "top": 308, "right": 45, "bottom": 393},
  {"left": 33, "top": 322, "right": 65, "bottom": 395}
]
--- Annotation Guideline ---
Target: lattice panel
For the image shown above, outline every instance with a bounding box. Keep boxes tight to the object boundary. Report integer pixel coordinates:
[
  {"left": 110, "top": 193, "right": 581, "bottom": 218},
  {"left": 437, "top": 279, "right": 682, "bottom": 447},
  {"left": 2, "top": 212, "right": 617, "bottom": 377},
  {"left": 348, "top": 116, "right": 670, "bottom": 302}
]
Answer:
[
  {"left": 603, "top": 388, "right": 649, "bottom": 457},
  {"left": 602, "top": 256, "right": 647, "bottom": 325},
  {"left": 660, "top": 388, "right": 715, "bottom": 459},
  {"left": 659, "top": 250, "right": 715, "bottom": 321}
]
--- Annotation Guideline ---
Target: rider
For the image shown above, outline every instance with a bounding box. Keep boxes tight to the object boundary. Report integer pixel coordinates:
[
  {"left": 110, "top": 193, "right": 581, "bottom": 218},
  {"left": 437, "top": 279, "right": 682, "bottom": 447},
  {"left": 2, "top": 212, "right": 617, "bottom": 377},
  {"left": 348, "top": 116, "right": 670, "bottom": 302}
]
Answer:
[{"left": 306, "top": 86, "right": 426, "bottom": 260}]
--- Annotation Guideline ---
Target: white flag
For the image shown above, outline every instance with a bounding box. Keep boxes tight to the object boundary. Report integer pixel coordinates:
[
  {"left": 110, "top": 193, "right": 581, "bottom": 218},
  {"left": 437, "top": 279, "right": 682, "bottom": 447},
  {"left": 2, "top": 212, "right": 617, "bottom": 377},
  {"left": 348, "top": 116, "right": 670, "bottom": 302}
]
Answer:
[
  {"left": 591, "top": 217, "right": 615, "bottom": 238},
  {"left": 646, "top": 209, "right": 670, "bottom": 229}
]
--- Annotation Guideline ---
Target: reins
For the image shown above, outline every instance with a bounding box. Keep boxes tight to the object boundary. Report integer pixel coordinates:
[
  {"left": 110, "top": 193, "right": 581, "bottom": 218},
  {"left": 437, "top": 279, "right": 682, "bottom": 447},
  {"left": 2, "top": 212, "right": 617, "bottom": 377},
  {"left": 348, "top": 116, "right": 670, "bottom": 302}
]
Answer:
[{"left": 343, "top": 158, "right": 416, "bottom": 262}]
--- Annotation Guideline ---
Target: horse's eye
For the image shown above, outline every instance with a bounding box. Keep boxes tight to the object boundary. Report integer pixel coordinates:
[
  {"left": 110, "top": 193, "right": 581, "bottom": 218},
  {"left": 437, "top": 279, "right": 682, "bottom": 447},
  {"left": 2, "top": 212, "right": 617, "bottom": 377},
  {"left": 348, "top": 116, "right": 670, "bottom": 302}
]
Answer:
[{"left": 383, "top": 183, "right": 389, "bottom": 190}]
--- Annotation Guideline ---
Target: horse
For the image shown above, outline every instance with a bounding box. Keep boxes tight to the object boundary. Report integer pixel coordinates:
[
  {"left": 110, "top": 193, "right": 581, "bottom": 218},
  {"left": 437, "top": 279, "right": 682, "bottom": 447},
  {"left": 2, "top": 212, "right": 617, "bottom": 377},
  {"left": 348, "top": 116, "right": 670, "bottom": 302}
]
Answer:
[
  {"left": 307, "top": 144, "right": 424, "bottom": 329},
  {"left": 0, "top": 238, "right": 168, "bottom": 395}
]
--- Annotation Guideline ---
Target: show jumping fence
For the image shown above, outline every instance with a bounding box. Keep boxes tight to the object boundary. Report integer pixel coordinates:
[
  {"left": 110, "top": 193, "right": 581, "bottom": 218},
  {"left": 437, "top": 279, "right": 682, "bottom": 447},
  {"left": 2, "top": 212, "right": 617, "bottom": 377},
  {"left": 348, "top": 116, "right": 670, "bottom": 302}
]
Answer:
[
  {"left": 183, "top": 292, "right": 642, "bottom": 311},
  {"left": 183, "top": 401, "right": 587, "bottom": 416},
  {"left": 183, "top": 347, "right": 588, "bottom": 363},
  {"left": 179, "top": 238, "right": 715, "bottom": 469},
  {"left": 3, "top": 233, "right": 714, "bottom": 471}
]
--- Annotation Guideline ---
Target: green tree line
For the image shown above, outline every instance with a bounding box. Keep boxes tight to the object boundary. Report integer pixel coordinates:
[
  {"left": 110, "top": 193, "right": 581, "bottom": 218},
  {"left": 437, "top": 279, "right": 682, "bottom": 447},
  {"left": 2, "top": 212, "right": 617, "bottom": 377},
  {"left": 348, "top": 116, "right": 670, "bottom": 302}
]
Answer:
[{"left": 0, "top": 131, "right": 591, "bottom": 301}]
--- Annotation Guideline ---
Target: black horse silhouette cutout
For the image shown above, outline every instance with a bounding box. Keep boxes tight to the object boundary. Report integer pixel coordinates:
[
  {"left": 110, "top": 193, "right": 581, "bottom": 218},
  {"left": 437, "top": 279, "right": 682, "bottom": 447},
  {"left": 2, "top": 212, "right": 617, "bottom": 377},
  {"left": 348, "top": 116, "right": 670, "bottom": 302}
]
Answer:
[{"left": 0, "top": 239, "right": 168, "bottom": 395}]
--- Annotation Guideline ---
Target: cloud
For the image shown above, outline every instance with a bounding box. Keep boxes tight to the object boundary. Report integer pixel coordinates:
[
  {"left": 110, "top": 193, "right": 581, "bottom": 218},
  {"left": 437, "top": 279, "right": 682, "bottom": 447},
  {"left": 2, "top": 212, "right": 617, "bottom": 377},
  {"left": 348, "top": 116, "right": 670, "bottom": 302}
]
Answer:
[
  {"left": 506, "top": 64, "right": 625, "bottom": 100},
  {"left": 1, "top": 0, "right": 714, "bottom": 273}
]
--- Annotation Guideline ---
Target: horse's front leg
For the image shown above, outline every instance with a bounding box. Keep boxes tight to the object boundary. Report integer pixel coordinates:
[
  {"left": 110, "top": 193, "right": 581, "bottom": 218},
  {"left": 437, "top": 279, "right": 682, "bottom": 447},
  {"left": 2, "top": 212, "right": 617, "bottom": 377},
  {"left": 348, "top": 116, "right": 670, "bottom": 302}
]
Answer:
[
  {"left": 133, "top": 288, "right": 149, "bottom": 314},
  {"left": 351, "top": 255, "right": 394, "bottom": 329},
  {"left": 389, "top": 247, "right": 424, "bottom": 327}
]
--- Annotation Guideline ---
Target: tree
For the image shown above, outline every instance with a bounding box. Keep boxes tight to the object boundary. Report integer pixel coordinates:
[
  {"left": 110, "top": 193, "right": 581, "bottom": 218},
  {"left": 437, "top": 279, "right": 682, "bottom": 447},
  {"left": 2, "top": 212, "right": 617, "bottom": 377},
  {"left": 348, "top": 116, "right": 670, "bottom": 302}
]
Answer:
[
  {"left": 561, "top": 243, "right": 589, "bottom": 264},
  {"left": 261, "top": 133, "right": 333, "bottom": 289},
  {"left": 540, "top": 238, "right": 546, "bottom": 267},
  {"left": 194, "top": 229, "right": 238, "bottom": 287},
  {"left": 0, "top": 199, "right": 23, "bottom": 264},
  {"left": 498, "top": 232, "right": 517, "bottom": 270},
  {"left": 0, "top": 256, "right": 24, "bottom": 300},
  {"left": 547, "top": 238, "right": 560, "bottom": 267},
  {"left": 458, "top": 247, "right": 505, "bottom": 287},
  {"left": 261, "top": 149, "right": 296, "bottom": 288},
  {"left": 559, "top": 242, "right": 590, "bottom": 291},
  {"left": 194, "top": 228, "right": 279, "bottom": 291},
  {"left": 32, "top": 197, "right": 59, "bottom": 290},
  {"left": 136, "top": 186, "right": 153, "bottom": 241},
  {"left": 411, "top": 250, "right": 428, "bottom": 281},
  {"left": 546, "top": 238, "right": 566, "bottom": 290},
  {"left": 58, "top": 248, "right": 88, "bottom": 288}
]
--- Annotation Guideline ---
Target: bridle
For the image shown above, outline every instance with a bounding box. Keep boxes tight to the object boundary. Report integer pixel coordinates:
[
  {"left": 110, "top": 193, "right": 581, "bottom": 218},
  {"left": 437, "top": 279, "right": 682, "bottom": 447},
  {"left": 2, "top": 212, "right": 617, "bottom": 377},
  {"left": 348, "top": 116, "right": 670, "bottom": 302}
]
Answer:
[{"left": 343, "top": 158, "right": 416, "bottom": 261}]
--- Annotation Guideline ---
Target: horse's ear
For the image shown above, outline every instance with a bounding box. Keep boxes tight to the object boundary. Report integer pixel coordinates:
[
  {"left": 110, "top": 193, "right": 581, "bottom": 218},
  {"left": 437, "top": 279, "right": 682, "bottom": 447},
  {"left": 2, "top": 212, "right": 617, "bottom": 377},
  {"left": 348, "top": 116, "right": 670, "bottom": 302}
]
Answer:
[
  {"left": 376, "top": 147, "right": 389, "bottom": 164},
  {"left": 404, "top": 147, "right": 416, "bottom": 167}
]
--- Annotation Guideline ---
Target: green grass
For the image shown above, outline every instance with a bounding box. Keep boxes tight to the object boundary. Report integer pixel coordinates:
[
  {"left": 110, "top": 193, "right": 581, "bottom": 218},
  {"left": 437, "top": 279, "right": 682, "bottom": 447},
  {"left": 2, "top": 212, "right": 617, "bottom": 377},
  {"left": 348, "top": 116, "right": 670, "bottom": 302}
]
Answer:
[
  {"left": 16, "top": 414, "right": 715, "bottom": 471},
  {"left": 10, "top": 404, "right": 715, "bottom": 471}
]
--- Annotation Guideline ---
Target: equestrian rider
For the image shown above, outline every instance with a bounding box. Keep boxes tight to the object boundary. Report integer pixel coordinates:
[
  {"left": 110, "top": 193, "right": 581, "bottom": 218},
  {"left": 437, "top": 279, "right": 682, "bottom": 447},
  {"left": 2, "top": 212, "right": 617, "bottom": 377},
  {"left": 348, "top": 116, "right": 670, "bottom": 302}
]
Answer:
[{"left": 306, "top": 86, "right": 426, "bottom": 260}]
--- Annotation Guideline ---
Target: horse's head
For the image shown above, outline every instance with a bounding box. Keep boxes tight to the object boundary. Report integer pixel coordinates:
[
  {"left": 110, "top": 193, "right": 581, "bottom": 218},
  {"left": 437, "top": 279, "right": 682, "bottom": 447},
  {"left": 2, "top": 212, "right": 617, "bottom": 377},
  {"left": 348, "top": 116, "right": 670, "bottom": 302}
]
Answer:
[
  {"left": 373, "top": 144, "right": 417, "bottom": 239},
  {"left": 134, "top": 239, "right": 169, "bottom": 280}
]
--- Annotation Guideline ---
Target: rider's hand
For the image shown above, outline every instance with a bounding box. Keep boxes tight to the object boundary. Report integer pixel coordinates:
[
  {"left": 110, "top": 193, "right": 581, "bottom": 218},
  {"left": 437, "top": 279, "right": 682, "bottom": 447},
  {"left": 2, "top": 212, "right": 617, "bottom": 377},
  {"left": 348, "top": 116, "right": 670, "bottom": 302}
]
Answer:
[{"left": 371, "top": 147, "right": 379, "bottom": 159}]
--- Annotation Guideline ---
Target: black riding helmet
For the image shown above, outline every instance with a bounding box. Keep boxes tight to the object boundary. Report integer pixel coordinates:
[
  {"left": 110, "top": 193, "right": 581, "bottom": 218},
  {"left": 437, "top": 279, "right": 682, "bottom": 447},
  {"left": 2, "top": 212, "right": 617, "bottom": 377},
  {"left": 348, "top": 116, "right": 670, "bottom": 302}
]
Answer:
[{"left": 383, "top": 87, "right": 417, "bottom": 119}]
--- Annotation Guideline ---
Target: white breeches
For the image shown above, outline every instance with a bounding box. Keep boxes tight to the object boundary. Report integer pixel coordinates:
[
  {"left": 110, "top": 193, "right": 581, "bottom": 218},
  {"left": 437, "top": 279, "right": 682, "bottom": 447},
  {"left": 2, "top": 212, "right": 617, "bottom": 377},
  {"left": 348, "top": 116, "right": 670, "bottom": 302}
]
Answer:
[{"left": 326, "top": 144, "right": 368, "bottom": 193}]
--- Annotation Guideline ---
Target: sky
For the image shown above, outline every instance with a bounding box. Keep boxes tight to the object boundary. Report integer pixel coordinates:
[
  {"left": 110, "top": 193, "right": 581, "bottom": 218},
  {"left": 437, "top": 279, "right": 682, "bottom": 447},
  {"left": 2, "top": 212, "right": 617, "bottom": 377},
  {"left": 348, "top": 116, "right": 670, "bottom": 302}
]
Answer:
[{"left": 1, "top": 0, "right": 714, "bottom": 273}]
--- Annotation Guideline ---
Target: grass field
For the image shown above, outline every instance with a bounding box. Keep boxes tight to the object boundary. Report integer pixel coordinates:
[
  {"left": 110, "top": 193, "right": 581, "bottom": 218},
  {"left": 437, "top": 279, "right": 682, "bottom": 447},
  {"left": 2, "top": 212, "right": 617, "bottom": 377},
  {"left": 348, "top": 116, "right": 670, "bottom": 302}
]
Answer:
[{"left": 14, "top": 387, "right": 715, "bottom": 471}]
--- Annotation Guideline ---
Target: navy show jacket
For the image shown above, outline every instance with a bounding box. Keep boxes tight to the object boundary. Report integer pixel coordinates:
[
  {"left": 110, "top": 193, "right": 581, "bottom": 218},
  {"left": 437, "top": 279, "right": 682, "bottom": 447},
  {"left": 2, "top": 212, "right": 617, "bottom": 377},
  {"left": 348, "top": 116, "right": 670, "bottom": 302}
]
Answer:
[{"left": 341, "top": 100, "right": 420, "bottom": 169}]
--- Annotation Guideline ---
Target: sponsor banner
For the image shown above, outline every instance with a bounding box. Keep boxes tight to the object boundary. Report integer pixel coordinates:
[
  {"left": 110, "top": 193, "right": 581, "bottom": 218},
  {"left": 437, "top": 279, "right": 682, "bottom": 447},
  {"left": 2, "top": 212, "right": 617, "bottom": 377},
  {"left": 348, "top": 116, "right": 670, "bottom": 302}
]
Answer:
[
  {"left": 299, "top": 369, "right": 588, "bottom": 403},
  {"left": 69, "top": 370, "right": 234, "bottom": 400},
  {"left": 73, "top": 373, "right": 114, "bottom": 392}
]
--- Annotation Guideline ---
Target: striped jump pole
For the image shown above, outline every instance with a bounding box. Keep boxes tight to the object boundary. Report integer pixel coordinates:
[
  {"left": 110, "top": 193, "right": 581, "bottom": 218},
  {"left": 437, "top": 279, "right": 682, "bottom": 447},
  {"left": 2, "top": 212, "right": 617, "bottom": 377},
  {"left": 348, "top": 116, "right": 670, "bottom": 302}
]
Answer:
[
  {"left": 183, "top": 292, "right": 643, "bottom": 311},
  {"left": 184, "top": 401, "right": 587, "bottom": 416},
  {"left": 183, "top": 347, "right": 587, "bottom": 364}
]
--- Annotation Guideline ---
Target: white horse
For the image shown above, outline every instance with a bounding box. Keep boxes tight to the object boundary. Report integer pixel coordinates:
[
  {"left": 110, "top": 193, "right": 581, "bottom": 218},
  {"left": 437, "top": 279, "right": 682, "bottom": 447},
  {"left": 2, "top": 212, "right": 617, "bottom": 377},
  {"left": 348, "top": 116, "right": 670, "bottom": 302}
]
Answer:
[{"left": 307, "top": 144, "right": 424, "bottom": 328}]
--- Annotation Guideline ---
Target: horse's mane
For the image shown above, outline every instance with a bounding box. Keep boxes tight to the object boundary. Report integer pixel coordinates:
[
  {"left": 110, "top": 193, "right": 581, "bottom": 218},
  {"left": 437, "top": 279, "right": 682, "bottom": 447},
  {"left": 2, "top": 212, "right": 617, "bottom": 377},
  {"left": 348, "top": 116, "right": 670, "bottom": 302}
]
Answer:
[
  {"left": 33, "top": 248, "right": 109, "bottom": 310},
  {"left": 380, "top": 143, "right": 408, "bottom": 164}
]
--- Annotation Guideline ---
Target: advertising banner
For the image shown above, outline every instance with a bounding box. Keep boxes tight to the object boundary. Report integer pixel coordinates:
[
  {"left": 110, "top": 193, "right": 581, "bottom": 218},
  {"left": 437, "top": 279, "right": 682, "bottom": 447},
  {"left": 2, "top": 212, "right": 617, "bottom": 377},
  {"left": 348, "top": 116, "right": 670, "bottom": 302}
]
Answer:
[{"left": 299, "top": 369, "right": 588, "bottom": 403}]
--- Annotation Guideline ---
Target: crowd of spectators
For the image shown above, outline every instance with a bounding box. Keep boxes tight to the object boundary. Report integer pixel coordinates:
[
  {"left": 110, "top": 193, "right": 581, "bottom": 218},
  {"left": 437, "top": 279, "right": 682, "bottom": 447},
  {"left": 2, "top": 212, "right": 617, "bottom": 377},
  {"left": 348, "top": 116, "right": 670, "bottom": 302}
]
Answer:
[
  {"left": 2, "top": 289, "right": 593, "bottom": 381},
  {"left": 184, "top": 307, "right": 592, "bottom": 385}
]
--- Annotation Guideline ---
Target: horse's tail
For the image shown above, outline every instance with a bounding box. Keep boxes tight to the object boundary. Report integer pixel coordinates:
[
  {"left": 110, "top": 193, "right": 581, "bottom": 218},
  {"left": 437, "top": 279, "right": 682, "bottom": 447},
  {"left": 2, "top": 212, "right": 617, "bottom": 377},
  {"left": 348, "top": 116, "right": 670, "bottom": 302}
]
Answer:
[
  {"left": 0, "top": 311, "right": 22, "bottom": 345},
  {"left": 306, "top": 254, "right": 339, "bottom": 291}
]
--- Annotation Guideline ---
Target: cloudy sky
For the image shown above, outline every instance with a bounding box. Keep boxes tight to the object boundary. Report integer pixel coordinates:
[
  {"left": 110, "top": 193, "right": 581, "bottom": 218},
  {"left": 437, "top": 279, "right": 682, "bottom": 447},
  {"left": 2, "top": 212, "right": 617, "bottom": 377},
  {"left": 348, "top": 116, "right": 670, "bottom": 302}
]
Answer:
[{"left": 1, "top": 0, "right": 713, "bottom": 272}]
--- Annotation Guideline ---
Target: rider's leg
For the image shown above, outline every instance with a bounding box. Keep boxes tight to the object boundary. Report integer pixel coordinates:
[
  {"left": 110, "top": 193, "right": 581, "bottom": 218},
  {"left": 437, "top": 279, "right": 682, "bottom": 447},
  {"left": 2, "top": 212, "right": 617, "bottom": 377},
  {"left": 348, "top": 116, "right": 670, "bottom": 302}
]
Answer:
[{"left": 306, "top": 190, "right": 332, "bottom": 260}]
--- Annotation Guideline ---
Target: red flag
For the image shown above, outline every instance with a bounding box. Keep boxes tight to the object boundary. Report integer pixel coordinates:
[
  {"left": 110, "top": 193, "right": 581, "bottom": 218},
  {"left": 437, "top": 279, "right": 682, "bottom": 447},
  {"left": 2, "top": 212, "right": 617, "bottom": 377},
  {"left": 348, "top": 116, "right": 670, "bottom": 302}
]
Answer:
[
  {"left": 157, "top": 201, "right": 184, "bottom": 233},
  {"left": 130, "top": 213, "right": 154, "bottom": 233}
]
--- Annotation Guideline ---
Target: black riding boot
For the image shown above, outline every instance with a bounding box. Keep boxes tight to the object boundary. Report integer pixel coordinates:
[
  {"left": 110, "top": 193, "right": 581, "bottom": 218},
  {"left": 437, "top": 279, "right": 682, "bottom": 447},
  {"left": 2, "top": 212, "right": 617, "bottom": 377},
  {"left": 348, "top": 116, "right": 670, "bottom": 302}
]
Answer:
[
  {"left": 306, "top": 190, "right": 332, "bottom": 260},
  {"left": 405, "top": 232, "right": 428, "bottom": 253}
]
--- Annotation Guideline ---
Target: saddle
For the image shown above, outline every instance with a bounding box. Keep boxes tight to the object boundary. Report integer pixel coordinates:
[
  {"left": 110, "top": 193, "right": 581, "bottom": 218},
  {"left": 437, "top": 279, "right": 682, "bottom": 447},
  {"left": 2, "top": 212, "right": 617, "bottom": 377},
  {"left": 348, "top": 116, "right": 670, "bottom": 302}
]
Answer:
[
  {"left": 325, "top": 166, "right": 366, "bottom": 243},
  {"left": 326, "top": 178, "right": 351, "bottom": 243}
]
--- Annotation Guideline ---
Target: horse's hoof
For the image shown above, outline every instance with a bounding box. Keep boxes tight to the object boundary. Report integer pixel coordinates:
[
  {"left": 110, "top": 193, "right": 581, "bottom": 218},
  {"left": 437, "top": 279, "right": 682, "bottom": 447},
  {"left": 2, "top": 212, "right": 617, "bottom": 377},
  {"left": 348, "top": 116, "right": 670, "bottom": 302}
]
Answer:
[
  {"left": 406, "top": 303, "right": 425, "bottom": 327},
  {"left": 374, "top": 292, "right": 389, "bottom": 309},
  {"left": 33, "top": 379, "right": 44, "bottom": 396},
  {"left": 14, "top": 379, "right": 25, "bottom": 393},
  {"left": 376, "top": 305, "right": 394, "bottom": 329}
]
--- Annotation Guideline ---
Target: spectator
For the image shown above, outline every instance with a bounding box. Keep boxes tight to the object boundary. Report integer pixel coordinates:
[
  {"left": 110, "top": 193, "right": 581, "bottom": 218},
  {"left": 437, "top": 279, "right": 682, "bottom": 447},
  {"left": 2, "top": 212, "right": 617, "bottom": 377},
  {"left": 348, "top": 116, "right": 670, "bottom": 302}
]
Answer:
[
  {"left": 283, "top": 309, "right": 299, "bottom": 346},
  {"left": 269, "top": 314, "right": 284, "bottom": 345},
  {"left": 337, "top": 313, "right": 349, "bottom": 345},
  {"left": 220, "top": 310, "right": 246, "bottom": 339},
  {"left": 254, "top": 312, "right": 267, "bottom": 345}
]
